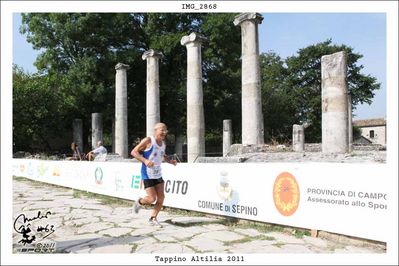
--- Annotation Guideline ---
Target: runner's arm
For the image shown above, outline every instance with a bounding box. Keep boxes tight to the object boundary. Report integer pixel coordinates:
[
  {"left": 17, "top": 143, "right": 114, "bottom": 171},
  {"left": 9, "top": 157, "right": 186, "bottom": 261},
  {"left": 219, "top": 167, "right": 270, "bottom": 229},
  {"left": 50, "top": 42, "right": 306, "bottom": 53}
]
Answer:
[
  {"left": 131, "top": 137, "right": 153, "bottom": 167},
  {"left": 163, "top": 155, "right": 177, "bottom": 166}
]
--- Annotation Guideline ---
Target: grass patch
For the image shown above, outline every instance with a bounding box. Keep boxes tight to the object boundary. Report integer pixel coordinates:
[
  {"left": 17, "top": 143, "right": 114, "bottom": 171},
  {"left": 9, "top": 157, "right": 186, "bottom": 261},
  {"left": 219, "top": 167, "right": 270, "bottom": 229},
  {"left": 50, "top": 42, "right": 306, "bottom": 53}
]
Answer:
[
  {"left": 73, "top": 223, "right": 86, "bottom": 228},
  {"left": 72, "top": 189, "right": 132, "bottom": 207},
  {"left": 163, "top": 218, "right": 225, "bottom": 228},
  {"left": 228, "top": 221, "right": 285, "bottom": 234},
  {"left": 185, "top": 244, "right": 203, "bottom": 253},
  {"left": 147, "top": 234, "right": 161, "bottom": 243},
  {"left": 221, "top": 217, "right": 241, "bottom": 226},
  {"left": 164, "top": 207, "right": 206, "bottom": 217},
  {"left": 14, "top": 176, "right": 131, "bottom": 207},
  {"left": 272, "top": 242, "right": 285, "bottom": 248},
  {"left": 293, "top": 229, "right": 311, "bottom": 239},
  {"left": 224, "top": 236, "right": 253, "bottom": 246},
  {"left": 13, "top": 175, "right": 67, "bottom": 190},
  {"left": 163, "top": 207, "right": 308, "bottom": 240},
  {"left": 224, "top": 235, "right": 276, "bottom": 247},
  {"left": 164, "top": 208, "right": 240, "bottom": 226},
  {"left": 263, "top": 236, "right": 276, "bottom": 241},
  {"left": 13, "top": 176, "right": 28, "bottom": 182},
  {"left": 130, "top": 244, "right": 138, "bottom": 253}
]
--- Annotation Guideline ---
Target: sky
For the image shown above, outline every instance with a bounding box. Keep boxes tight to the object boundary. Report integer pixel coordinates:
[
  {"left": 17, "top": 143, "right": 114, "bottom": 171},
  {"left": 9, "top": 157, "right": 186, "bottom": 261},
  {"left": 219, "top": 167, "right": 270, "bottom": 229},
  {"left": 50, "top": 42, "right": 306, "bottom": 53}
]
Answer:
[{"left": 13, "top": 12, "right": 386, "bottom": 120}]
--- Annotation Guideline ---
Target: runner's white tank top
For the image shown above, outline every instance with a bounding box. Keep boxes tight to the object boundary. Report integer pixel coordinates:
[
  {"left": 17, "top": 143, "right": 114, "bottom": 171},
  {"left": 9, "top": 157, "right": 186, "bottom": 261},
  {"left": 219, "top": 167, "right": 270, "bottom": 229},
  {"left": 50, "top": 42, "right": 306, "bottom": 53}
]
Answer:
[{"left": 141, "top": 136, "right": 165, "bottom": 180}]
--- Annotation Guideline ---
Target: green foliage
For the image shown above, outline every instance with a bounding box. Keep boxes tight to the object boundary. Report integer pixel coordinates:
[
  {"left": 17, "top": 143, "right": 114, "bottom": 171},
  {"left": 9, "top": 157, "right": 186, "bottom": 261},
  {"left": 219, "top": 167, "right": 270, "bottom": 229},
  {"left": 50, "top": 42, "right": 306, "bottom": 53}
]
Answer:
[
  {"left": 20, "top": 13, "right": 146, "bottom": 150},
  {"left": 260, "top": 39, "right": 380, "bottom": 143},
  {"left": 282, "top": 39, "right": 380, "bottom": 142},
  {"left": 293, "top": 229, "right": 311, "bottom": 238},
  {"left": 142, "top": 13, "right": 204, "bottom": 135},
  {"left": 13, "top": 65, "right": 74, "bottom": 151},
  {"left": 201, "top": 13, "right": 241, "bottom": 141},
  {"left": 260, "top": 52, "right": 295, "bottom": 143},
  {"left": 14, "top": 14, "right": 381, "bottom": 153},
  {"left": 353, "top": 126, "right": 362, "bottom": 140}
]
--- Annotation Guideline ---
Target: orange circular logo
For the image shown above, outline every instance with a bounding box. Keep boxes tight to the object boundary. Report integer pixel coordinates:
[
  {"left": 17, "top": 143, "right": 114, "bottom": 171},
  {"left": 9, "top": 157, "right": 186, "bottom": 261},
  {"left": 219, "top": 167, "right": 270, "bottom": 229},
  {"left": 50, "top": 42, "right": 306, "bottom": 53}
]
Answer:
[
  {"left": 273, "top": 172, "right": 300, "bottom": 216},
  {"left": 53, "top": 166, "right": 61, "bottom": 176}
]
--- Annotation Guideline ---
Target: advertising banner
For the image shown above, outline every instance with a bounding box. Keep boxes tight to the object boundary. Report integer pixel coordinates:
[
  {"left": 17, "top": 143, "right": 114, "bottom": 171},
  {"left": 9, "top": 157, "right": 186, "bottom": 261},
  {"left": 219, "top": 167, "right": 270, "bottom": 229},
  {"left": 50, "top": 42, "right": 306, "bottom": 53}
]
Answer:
[{"left": 12, "top": 159, "right": 390, "bottom": 242}]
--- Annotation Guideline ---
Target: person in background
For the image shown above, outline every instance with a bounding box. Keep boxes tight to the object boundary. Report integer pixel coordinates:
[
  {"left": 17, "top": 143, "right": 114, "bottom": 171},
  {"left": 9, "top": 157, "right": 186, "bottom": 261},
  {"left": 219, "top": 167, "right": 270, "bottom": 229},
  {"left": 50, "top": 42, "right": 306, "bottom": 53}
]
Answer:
[
  {"left": 66, "top": 142, "right": 83, "bottom": 161},
  {"left": 87, "top": 140, "right": 107, "bottom": 161}
]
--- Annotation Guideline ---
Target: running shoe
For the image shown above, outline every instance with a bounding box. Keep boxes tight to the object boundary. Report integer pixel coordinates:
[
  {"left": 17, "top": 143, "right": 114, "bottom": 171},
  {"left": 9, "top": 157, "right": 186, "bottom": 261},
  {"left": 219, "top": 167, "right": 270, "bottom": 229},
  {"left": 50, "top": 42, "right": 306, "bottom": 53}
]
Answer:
[
  {"left": 148, "top": 217, "right": 162, "bottom": 227},
  {"left": 133, "top": 197, "right": 142, "bottom": 214}
]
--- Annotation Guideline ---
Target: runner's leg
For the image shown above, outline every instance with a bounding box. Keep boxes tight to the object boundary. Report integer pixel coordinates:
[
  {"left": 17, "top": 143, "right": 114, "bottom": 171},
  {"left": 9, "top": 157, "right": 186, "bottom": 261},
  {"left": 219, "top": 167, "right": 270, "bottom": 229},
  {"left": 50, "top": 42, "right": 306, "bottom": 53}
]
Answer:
[
  {"left": 151, "top": 182, "right": 165, "bottom": 218},
  {"left": 140, "top": 187, "right": 157, "bottom": 205}
]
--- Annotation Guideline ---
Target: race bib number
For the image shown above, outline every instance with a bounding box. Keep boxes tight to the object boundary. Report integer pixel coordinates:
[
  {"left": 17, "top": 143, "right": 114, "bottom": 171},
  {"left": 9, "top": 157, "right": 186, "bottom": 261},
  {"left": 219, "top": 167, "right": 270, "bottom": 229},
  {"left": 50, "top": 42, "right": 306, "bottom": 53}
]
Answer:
[{"left": 148, "top": 165, "right": 161, "bottom": 178}]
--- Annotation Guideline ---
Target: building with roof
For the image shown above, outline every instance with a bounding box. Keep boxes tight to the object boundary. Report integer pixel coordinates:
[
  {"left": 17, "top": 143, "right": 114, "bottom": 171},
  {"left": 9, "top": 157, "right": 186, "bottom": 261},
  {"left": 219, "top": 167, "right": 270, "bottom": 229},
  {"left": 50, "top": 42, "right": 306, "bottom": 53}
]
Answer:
[{"left": 353, "top": 118, "right": 386, "bottom": 145}]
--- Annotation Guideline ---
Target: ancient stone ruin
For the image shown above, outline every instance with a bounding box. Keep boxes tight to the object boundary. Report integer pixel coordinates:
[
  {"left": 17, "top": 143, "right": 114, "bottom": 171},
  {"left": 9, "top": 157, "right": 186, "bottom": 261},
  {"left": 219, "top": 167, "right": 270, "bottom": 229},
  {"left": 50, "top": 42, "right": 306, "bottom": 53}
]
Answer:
[
  {"left": 181, "top": 32, "right": 206, "bottom": 163},
  {"left": 114, "top": 63, "right": 129, "bottom": 158},
  {"left": 66, "top": 13, "right": 384, "bottom": 164},
  {"left": 142, "top": 49, "right": 162, "bottom": 137}
]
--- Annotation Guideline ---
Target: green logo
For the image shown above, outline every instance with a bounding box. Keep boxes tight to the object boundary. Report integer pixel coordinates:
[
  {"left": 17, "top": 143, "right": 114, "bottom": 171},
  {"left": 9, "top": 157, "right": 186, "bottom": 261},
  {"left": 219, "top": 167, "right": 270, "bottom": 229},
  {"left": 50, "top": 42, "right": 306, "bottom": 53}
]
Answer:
[
  {"left": 37, "top": 163, "right": 48, "bottom": 177},
  {"left": 131, "top": 175, "right": 141, "bottom": 189}
]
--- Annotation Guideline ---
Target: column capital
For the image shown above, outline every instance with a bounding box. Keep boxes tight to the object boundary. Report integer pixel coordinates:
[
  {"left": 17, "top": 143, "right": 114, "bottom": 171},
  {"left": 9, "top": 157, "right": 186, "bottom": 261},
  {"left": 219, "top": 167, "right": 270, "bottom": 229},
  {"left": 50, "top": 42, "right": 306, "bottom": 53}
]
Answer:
[
  {"left": 142, "top": 49, "right": 163, "bottom": 60},
  {"left": 321, "top": 51, "right": 346, "bottom": 65},
  {"left": 115, "top": 63, "right": 130, "bottom": 70},
  {"left": 180, "top": 32, "right": 206, "bottom": 47},
  {"left": 233, "top": 13, "right": 263, "bottom": 26},
  {"left": 321, "top": 51, "right": 347, "bottom": 79}
]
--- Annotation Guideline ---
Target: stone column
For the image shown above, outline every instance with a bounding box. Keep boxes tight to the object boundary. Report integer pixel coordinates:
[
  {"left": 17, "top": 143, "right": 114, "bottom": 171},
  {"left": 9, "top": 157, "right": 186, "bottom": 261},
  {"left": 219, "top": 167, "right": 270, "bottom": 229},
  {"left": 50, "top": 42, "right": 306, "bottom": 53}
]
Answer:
[
  {"left": 292, "top": 124, "right": 305, "bottom": 152},
  {"left": 321, "top": 51, "right": 349, "bottom": 153},
  {"left": 112, "top": 118, "right": 115, "bottom": 153},
  {"left": 91, "top": 113, "right": 103, "bottom": 149},
  {"left": 142, "top": 49, "right": 162, "bottom": 137},
  {"left": 234, "top": 13, "right": 264, "bottom": 145},
  {"left": 175, "top": 134, "right": 183, "bottom": 161},
  {"left": 73, "top": 119, "right": 83, "bottom": 152},
  {"left": 115, "top": 63, "right": 130, "bottom": 158},
  {"left": 223, "top": 119, "right": 233, "bottom": 156},
  {"left": 181, "top": 32, "right": 206, "bottom": 163},
  {"left": 348, "top": 94, "right": 353, "bottom": 152}
]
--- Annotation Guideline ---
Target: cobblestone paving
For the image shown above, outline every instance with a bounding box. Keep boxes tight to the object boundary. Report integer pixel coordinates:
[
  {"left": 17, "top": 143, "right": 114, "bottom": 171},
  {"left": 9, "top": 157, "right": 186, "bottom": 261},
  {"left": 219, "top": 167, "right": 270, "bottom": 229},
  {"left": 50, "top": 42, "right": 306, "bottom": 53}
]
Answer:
[{"left": 12, "top": 178, "right": 386, "bottom": 254}]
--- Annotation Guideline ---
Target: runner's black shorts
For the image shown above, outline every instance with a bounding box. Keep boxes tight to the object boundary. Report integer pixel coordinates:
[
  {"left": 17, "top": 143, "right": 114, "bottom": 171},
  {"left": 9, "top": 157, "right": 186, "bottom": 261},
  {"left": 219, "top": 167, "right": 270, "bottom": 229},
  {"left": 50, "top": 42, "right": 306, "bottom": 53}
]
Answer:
[{"left": 143, "top": 177, "right": 164, "bottom": 189}]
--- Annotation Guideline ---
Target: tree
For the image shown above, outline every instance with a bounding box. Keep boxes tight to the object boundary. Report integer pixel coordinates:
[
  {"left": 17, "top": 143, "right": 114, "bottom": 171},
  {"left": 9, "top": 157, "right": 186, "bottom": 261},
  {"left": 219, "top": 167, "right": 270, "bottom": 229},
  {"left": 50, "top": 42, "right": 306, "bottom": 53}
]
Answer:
[
  {"left": 13, "top": 65, "right": 74, "bottom": 152},
  {"left": 201, "top": 13, "right": 241, "bottom": 145},
  {"left": 142, "top": 13, "right": 242, "bottom": 147},
  {"left": 20, "top": 13, "right": 147, "bottom": 149},
  {"left": 17, "top": 13, "right": 242, "bottom": 154},
  {"left": 263, "top": 39, "right": 381, "bottom": 142},
  {"left": 141, "top": 13, "right": 204, "bottom": 138},
  {"left": 260, "top": 52, "right": 296, "bottom": 143},
  {"left": 17, "top": 14, "right": 380, "bottom": 154}
]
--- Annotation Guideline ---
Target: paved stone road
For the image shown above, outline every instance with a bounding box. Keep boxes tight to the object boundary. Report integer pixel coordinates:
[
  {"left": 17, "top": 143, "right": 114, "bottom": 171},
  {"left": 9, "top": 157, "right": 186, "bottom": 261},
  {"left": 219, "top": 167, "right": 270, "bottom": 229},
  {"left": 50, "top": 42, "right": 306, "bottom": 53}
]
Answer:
[{"left": 12, "top": 177, "right": 385, "bottom": 255}]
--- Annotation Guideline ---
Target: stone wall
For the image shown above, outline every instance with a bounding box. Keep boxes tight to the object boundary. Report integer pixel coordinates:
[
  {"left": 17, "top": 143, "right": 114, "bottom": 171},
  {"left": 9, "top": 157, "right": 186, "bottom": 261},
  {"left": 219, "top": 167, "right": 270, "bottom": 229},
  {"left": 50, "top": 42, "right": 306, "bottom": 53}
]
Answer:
[{"left": 196, "top": 143, "right": 386, "bottom": 163}]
